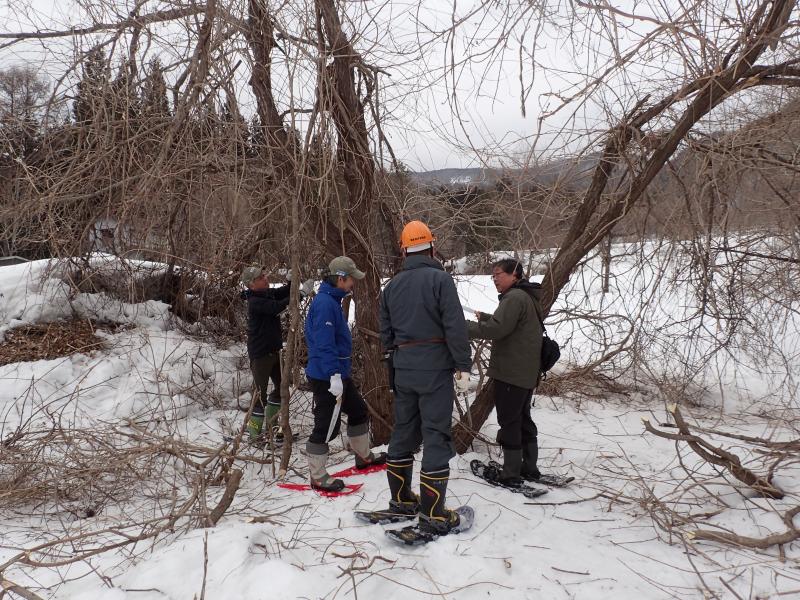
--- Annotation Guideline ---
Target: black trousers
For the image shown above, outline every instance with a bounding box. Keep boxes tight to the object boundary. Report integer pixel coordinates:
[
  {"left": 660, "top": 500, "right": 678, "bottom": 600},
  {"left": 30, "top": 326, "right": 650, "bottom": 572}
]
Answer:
[
  {"left": 251, "top": 352, "right": 282, "bottom": 414},
  {"left": 307, "top": 377, "right": 369, "bottom": 444},
  {"left": 493, "top": 379, "right": 537, "bottom": 450}
]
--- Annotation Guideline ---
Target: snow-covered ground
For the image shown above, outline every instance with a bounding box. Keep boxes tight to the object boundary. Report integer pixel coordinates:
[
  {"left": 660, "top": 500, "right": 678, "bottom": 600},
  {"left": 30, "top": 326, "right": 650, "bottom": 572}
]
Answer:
[{"left": 1, "top": 251, "right": 798, "bottom": 599}]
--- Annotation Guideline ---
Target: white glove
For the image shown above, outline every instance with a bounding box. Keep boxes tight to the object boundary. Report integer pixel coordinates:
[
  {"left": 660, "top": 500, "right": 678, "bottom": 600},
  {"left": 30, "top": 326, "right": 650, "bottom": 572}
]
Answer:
[
  {"left": 454, "top": 371, "right": 470, "bottom": 393},
  {"left": 328, "top": 373, "right": 344, "bottom": 396},
  {"left": 285, "top": 271, "right": 293, "bottom": 282},
  {"left": 300, "top": 278, "right": 315, "bottom": 298}
]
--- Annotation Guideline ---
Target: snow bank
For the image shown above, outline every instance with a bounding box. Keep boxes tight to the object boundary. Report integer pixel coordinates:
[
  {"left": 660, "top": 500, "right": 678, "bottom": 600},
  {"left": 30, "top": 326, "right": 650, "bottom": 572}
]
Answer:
[
  {"left": 1, "top": 245, "right": 798, "bottom": 599},
  {"left": 0, "top": 257, "right": 173, "bottom": 342}
]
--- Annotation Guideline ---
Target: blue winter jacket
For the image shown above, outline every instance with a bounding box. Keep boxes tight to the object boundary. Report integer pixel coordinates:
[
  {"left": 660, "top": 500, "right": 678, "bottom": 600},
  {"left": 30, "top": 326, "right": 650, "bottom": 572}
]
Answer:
[{"left": 304, "top": 281, "right": 353, "bottom": 381}]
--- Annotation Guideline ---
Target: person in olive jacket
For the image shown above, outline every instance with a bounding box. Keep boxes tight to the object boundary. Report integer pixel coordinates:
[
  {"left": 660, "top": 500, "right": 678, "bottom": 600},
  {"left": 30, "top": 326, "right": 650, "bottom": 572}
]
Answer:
[{"left": 468, "top": 259, "right": 544, "bottom": 484}]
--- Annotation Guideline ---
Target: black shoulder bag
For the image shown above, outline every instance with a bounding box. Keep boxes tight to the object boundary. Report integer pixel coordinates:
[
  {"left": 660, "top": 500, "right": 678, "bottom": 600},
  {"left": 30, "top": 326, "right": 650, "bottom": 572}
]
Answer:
[{"left": 530, "top": 294, "right": 560, "bottom": 379}]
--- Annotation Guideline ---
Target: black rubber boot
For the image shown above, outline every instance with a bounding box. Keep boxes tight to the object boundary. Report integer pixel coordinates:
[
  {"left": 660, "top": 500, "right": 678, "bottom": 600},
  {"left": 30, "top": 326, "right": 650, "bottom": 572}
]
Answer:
[
  {"left": 387, "top": 456, "right": 419, "bottom": 514},
  {"left": 418, "top": 468, "right": 459, "bottom": 534},
  {"left": 499, "top": 447, "right": 523, "bottom": 486},
  {"left": 520, "top": 441, "right": 541, "bottom": 481}
]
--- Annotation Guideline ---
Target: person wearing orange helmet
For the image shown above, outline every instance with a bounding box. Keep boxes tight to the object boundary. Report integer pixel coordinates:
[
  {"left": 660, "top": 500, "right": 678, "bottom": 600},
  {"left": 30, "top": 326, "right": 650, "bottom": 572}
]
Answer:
[{"left": 376, "top": 220, "right": 473, "bottom": 536}]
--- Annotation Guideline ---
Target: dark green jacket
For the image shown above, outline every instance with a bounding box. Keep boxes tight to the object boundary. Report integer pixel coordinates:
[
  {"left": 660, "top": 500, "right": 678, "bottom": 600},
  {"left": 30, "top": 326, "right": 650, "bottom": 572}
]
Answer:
[{"left": 467, "top": 281, "right": 543, "bottom": 389}]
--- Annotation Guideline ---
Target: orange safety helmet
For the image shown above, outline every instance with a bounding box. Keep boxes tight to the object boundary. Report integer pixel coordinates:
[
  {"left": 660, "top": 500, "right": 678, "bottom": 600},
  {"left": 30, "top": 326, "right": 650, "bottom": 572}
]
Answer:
[{"left": 400, "top": 220, "right": 435, "bottom": 251}]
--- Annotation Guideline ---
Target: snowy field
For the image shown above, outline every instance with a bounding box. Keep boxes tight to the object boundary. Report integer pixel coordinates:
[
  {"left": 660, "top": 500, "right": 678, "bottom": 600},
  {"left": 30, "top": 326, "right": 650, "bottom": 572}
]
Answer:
[{"left": 1, "top": 249, "right": 799, "bottom": 600}]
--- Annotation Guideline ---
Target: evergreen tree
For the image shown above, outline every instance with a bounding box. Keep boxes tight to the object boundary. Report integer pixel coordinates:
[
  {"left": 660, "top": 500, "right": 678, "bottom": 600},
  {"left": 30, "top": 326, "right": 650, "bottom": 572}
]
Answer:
[
  {"left": 141, "top": 59, "right": 170, "bottom": 117},
  {"left": 221, "top": 92, "right": 248, "bottom": 157},
  {"left": 110, "top": 60, "right": 141, "bottom": 123},
  {"left": 0, "top": 65, "right": 48, "bottom": 157},
  {"left": 73, "top": 48, "right": 109, "bottom": 123},
  {"left": 247, "top": 114, "right": 264, "bottom": 157}
]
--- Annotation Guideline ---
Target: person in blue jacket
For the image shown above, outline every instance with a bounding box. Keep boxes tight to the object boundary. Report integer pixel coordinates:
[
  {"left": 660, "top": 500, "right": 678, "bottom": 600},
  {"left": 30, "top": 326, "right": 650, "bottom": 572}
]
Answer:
[{"left": 304, "top": 256, "right": 387, "bottom": 491}]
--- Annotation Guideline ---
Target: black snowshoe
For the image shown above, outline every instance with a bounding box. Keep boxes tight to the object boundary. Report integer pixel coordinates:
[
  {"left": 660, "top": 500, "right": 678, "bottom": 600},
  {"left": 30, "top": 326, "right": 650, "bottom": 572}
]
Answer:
[
  {"left": 470, "top": 459, "right": 548, "bottom": 498},
  {"left": 385, "top": 506, "right": 474, "bottom": 546},
  {"left": 488, "top": 460, "right": 575, "bottom": 487}
]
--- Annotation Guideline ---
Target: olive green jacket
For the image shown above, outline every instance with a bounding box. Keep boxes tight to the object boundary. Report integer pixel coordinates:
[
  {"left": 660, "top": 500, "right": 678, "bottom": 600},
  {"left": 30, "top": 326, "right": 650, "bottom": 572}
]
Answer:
[{"left": 467, "top": 283, "right": 543, "bottom": 389}]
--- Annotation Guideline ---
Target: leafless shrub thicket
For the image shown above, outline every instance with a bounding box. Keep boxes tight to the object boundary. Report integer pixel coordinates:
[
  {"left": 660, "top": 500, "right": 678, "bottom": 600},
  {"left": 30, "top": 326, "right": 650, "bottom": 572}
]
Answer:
[{"left": 427, "top": 1, "right": 800, "bottom": 565}]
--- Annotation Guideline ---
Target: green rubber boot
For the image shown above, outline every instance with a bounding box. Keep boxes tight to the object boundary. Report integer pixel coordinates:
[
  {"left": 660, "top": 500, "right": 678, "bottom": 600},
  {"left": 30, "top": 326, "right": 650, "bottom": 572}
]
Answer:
[{"left": 247, "top": 412, "right": 264, "bottom": 443}]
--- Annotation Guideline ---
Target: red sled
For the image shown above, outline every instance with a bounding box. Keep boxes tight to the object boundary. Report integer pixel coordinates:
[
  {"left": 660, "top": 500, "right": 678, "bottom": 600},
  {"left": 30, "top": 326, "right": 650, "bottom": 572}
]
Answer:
[
  {"left": 331, "top": 463, "right": 388, "bottom": 478},
  {"left": 277, "top": 482, "right": 363, "bottom": 497}
]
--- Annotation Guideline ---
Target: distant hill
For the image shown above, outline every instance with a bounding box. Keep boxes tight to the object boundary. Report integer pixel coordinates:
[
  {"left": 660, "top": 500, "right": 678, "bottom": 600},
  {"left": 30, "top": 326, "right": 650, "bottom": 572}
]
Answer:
[
  {"left": 408, "top": 155, "right": 598, "bottom": 189},
  {"left": 407, "top": 168, "right": 495, "bottom": 187}
]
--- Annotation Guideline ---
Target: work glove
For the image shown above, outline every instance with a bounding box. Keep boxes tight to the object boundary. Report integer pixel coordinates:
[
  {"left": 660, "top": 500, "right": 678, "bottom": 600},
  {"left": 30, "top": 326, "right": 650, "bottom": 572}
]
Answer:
[
  {"left": 299, "top": 278, "right": 315, "bottom": 298},
  {"left": 328, "top": 373, "right": 344, "bottom": 396},
  {"left": 454, "top": 371, "right": 470, "bottom": 393}
]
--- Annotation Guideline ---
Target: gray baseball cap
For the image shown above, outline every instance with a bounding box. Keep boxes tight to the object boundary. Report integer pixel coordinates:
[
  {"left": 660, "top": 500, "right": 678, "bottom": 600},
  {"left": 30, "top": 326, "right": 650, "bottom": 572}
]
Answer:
[
  {"left": 240, "top": 265, "right": 264, "bottom": 287},
  {"left": 329, "top": 256, "right": 365, "bottom": 280}
]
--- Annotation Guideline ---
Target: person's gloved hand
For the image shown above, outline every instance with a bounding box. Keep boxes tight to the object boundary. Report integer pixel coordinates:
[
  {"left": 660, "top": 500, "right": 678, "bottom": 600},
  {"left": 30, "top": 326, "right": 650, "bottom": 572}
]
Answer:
[
  {"left": 285, "top": 271, "right": 293, "bottom": 282},
  {"left": 454, "top": 371, "right": 470, "bottom": 393},
  {"left": 328, "top": 373, "right": 344, "bottom": 396},
  {"left": 300, "top": 278, "right": 315, "bottom": 298}
]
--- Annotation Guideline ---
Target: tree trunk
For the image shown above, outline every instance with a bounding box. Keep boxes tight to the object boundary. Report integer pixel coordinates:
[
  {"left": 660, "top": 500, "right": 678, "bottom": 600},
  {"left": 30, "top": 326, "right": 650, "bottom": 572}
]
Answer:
[
  {"left": 314, "top": 0, "right": 396, "bottom": 443},
  {"left": 352, "top": 275, "right": 394, "bottom": 443},
  {"left": 245, "top": 0, "right": 288, "bottom": 153}
]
